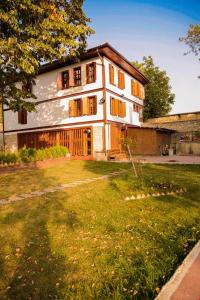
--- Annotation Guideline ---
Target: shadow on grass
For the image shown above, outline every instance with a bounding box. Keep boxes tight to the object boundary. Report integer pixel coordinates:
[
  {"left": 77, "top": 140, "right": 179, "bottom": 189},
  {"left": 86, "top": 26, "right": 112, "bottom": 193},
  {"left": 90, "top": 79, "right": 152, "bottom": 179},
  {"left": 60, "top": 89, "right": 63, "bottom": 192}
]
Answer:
[{"left": 6, "top": 201, "right": 67, "bottom": 300}]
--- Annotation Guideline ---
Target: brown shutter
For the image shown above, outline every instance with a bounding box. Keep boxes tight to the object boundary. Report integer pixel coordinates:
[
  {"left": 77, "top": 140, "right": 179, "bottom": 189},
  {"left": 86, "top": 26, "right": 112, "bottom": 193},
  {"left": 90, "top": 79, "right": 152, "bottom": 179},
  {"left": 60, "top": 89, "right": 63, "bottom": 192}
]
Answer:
[
  {"left": 122, "top": 102, "right": 126, "bottom": 117},
  {"left": 82, "top": 97, "right": 89, "bottom": 115},
  {"left": 69, "top": 68, "right": 74, "bottom": 87},
  {"left": 131, "top": 80, "right": 134, "bottom": 96},
  {"left": 109, "top": 64, "right": 114, "bottom": 85},
  {"left": 110, "top": 97, "right": 114, "bottom": 115},
  {"left": 111, "top": 97, "right": 118, "bottom": 116},
  {"left": 118, "top": 70, "right": 121, "bottom": 89},
  {"left": 69, "top": 100, "right": 75, "bottom": 117},
  {"left": 86, "top": 64, "right": 89, "bottom": 84},
  {"left": 121, "top": 73, "right": 125, "bottom": 89},
  {"left": 57, "top": 72, "right": 63, "bottom": 90},
  {"left": 93, "top": 62, "right": 96, "bottom": 82},
  {"left": 115, "top": 99, "right": 119, "bottom": 116}
]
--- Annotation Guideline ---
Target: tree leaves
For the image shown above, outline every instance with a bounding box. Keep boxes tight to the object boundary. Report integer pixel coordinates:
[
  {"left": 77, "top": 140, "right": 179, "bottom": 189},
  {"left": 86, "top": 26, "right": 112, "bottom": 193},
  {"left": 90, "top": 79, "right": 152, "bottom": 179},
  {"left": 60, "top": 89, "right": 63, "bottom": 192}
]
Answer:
[
  {"left": 0, "top": 0, "right": 94, "bottom": 111},
  {"left": 133, "top": 57, "right": 175, "bottom": 120}
]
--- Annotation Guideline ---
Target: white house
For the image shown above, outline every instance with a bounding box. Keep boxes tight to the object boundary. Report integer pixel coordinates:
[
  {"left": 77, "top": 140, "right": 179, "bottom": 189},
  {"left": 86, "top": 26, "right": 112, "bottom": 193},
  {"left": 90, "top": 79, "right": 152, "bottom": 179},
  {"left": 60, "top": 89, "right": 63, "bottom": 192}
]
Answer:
[{"left": 3, "top": 43, "right": 148, "bottom": 160}]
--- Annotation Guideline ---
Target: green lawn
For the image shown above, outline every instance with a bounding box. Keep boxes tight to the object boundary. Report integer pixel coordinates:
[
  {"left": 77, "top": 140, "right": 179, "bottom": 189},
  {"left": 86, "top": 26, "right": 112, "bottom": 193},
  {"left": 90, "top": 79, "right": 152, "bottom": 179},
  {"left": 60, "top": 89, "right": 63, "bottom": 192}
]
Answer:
[{"left": 0, "top": 161, "right": 200, "bottom": 300}]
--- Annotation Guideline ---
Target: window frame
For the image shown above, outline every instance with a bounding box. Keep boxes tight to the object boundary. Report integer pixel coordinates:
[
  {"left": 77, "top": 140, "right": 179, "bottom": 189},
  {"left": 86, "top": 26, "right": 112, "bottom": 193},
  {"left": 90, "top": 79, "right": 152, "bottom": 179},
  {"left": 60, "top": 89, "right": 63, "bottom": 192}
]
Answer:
[
  {"left": 18, "top": 109, "right": 27, "bottom": 124},
  {"left": 74, "top": 67, "right": 82, "bottom": 87},
  {"left": 86, "top": 62, "right": 96, "bottom": 84},
  {"left": 62, "top": 70, "right": 70, "bottom": 90}
]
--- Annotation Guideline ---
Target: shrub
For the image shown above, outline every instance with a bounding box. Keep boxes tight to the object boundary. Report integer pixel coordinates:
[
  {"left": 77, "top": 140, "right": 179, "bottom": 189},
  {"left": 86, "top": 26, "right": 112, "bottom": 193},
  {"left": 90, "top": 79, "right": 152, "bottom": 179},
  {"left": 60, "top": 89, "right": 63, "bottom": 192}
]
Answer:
[
  {"left": 18, "top": 147, "right": 36, "bottom": 163},
  {"left": 0, "top": 152, "right": 18, "bottom": 165},
  {"left": 0, "top": 146, "right": 69, "bottom": 166}
]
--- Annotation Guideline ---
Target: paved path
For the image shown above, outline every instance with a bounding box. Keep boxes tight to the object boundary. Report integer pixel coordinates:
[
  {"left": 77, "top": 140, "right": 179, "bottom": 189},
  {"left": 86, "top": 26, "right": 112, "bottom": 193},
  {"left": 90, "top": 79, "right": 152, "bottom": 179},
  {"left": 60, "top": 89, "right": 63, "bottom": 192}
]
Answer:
[
  {"left": 141, "top": 155, "right": 200, "bottom": 165},
  {"left": 156, "top": 241, "right": 200, "bottom": 300},
  {"left": 0, "top": 169, "right": 128, "bottom": 206}
]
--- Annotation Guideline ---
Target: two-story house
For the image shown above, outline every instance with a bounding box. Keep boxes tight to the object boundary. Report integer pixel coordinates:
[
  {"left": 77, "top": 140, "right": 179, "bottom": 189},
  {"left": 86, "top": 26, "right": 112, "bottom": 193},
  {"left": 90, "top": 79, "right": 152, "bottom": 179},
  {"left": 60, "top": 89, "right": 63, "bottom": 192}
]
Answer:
[{"left": 3, "top": 43, "right": 148, "bottom": 160}]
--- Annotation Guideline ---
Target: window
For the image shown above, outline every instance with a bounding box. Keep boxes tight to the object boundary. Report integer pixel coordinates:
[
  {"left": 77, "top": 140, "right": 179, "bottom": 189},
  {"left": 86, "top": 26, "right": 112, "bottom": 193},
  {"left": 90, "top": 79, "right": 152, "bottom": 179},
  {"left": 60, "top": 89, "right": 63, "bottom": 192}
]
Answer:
[
  {"left": 118, "top": 71, "right": 125, "bottom": 89},
  {"left": 110, "top": 97, "right": 126, "bottom": 117},
  {"left": 74, "top": 67, "right": 81, "bottom": 86},
  {"left": 18, "top": 109, "right": 27, "bottom": 124},
  {"left": 86, "top": 62, "right": 96, "bottom": 84},
  {"left": 69, "top": 97, "right": 97, "bottom": 117},
  {"left": 62, "top": 71, "right": 69, "bottom": 89},
  {"left": 133, "top": 103, "right": 143, "bottom": 113},
  {"left": 88, "top": 96, "right": 97, "bottom": 115},
  {"left": 131, "top": 79, "right": 145, "bottom": 100},
  {"left": 69, "top": 99, "right": 82, "bottom": 117},
  {"left": 109, "top": 64, "right": 115, "bottom": 85}
]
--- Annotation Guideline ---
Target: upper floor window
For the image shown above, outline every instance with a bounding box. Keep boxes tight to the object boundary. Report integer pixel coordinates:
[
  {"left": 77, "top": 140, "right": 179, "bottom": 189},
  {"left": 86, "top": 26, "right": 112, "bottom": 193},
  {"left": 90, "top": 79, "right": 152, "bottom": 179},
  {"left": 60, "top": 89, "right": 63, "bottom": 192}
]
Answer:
[
  {"left": 69, "top": 96, "right": 97, "bottom": 117},
  {"left": 118, "top": 70, "right": 125, "bottom": 89},
  {"left": 74, "top": 67, "right": 81, "bottom": 86},
  {"left": 86, "top": 62, "right": 96, "bottom": 84},
  {"left": 133, "top": 103, "right": 142, "bottom": 113},
  {"left": 88, "top": 96, "right": 97, "bottom": 115},
  {"left": 18, "top": 109, "right": 27, "bottom": 124},
  {"left": 110, "top": 97, "right": 126, "bottom": 118},
  {"left": 62, "top": 70, "right": 69, "bottom": 89},
  {"left": 131, "top": 79, "right": 145, "bottom": 100},
  {"left": 109, "top": 64, "right": 115, "bottom": 85}
]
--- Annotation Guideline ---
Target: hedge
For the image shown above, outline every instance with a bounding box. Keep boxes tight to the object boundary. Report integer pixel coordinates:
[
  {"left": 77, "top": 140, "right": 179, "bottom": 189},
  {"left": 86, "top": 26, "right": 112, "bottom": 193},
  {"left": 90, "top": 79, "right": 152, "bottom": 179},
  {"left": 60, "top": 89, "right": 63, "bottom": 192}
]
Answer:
[{"left": 0, "top": 146, "right": 69, "bottom": 166}]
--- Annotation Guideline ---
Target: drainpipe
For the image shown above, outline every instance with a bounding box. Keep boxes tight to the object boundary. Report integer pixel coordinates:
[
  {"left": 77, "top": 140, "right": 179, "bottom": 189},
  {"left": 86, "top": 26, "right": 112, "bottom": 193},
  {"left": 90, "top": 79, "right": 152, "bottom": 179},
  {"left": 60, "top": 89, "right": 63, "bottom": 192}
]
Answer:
[{"left": 97, "top": 49, "right": 107, "bottom": 157}]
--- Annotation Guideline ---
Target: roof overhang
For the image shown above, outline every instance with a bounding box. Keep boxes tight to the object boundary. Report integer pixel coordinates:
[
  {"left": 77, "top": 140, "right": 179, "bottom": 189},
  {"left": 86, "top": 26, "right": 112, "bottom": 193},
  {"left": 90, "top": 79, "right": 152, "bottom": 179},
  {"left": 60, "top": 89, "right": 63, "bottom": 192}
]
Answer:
[{"left": 39, "top": 43, "right": 148, "bottom": 85}]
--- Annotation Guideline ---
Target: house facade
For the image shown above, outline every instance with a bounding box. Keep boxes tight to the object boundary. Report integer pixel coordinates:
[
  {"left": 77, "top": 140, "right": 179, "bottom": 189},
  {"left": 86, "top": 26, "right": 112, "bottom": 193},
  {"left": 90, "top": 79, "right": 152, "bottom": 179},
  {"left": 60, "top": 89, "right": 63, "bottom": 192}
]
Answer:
[{"left": 3, "top": 43, "right": 148, "bottom": 160}]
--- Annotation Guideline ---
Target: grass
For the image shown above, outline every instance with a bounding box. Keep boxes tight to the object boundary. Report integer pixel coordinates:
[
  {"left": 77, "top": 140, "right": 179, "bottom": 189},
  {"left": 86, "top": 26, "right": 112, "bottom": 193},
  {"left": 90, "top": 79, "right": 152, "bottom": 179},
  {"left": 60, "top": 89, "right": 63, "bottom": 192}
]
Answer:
[{"left": 0, "top": 161, "right": 200, "bottom": 300}]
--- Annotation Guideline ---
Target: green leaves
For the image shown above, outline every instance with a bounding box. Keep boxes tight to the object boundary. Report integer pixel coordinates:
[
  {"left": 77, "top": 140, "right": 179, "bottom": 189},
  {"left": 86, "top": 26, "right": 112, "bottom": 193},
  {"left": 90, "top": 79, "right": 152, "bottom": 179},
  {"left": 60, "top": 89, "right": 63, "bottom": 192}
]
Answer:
[
  {"left": 133, "top": 56, "right": 175, "bottom": 120},
  {"left": 0, "top": 0, "right": 94, "bottom": 111}
]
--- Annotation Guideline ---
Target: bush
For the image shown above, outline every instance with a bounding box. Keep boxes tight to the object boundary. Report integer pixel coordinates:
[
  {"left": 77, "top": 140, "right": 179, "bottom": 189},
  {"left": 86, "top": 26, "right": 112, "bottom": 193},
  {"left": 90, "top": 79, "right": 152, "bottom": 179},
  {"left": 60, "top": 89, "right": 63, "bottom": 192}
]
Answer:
[
  {"left": 0, "top": 145, "right": 69, "bottom": 166},
  {"left": 0, "top": 152, "right": 18, "bottom": 165},
  {"left": 18, "top": 147, "right": 36, "bottom": 163}
]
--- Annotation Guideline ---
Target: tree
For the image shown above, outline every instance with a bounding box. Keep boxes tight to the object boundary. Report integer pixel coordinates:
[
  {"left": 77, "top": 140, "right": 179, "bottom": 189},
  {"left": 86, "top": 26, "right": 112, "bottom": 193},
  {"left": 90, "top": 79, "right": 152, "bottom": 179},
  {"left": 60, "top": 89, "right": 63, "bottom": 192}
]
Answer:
[
  {"left": 0, "top": 0, "right": 93, "bottom": 112},
  {"left": 133, "top": 56, "right": 175, "bottom": 120},
  {"left": 180, "top": 24, "right": 200, "bottom": 62}
]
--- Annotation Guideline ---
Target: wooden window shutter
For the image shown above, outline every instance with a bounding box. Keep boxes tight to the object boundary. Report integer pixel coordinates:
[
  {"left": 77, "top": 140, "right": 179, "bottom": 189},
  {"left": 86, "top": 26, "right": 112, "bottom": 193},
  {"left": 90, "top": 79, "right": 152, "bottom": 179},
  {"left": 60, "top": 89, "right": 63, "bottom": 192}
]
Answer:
[
  {"left": 118, "top": 70, "right": 121, "bottom": 89},
  {"left": 109, "top": 64, "right": 114, "bottom": 85},
  {"left": 110, "top": 97, "right": 117, "bottom": 116},
  {"left": 118, "top": 100, "right": 122, "bottom": 117},
  {"left": 93, "top": 62, "right": 97, "bottom": 82},
  {"left": 57, "top": 72, "right": 62, "bottom": 90},
  {"left": 82, "top": 97, "right": 89, "bottom": 115},
  {"left": 122, "top": 102, "right": 126, "bottom": 117},
  {"left": 69, "top": 68, "right": 75, "bottom": 87},
  {"left": 69, "top": 100, "right": 76, "bottom": 117},
  {"left": 110, "top": 97, "right": 114, "bottom": 115},
  {"left": 115, "top": 99, "right": 119, "bottom": 116},
  {"left": 18, "top": 111, "right": 22, "bottom": 124},
  {"left": 131, "top": 80, "right": 134, "bottom": 96},
  {"left": 118, "top": 71, "right": 125, "bottom": 89},
  {"left": 121, "top": 73, "right": 125, "bottom": 89}
]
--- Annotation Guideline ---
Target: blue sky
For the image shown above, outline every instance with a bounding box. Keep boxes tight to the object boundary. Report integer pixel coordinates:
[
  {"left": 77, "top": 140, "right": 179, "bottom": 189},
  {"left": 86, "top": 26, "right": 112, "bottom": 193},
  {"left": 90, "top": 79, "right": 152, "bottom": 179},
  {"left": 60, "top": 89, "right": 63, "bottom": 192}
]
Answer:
[{"left": 84, "top": 0, "right": 200, "bottom": 114}]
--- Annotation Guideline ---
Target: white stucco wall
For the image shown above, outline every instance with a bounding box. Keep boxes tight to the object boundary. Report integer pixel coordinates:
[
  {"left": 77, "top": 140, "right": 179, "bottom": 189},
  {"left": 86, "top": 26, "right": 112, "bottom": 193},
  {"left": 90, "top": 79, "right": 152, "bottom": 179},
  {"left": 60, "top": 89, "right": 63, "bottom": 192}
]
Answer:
[
  {"left": 32, "top": 57, "right": 103, "bottom": 103},
  {"left": 104, "top": 57, "right": 143, "bottom": 126},
  {"left": 4, "top": 91, "right": 104, "bottom": 132}
]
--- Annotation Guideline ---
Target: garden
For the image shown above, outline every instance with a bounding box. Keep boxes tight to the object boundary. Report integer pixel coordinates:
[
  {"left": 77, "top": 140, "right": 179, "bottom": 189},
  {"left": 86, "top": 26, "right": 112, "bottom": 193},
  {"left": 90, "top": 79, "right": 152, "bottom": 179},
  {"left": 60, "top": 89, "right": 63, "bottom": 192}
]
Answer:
[{"left": 0, "top": 161, "right": 200, "bottom": 300}]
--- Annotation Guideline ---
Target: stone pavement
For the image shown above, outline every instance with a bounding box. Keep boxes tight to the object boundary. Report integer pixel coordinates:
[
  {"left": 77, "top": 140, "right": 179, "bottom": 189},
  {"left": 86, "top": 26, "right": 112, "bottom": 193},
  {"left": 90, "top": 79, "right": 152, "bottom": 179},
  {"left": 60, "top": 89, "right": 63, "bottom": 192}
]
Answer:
[
  {"left": 0, "top": 169, "right": 128, "bottom": 206},
  {"left": 156, "top": 241, "right": 200, "bottom": 300},
  {"left": 141, "top": 155, "right": 200, "bottom": 165}
]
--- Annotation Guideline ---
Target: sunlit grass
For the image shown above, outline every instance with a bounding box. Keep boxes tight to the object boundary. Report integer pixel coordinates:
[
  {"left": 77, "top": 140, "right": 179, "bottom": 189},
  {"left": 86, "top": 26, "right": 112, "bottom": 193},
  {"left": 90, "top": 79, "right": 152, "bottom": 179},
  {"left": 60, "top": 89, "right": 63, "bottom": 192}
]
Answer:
[{"left": 0, "top": 162, "right": 199, "bottom": 299}]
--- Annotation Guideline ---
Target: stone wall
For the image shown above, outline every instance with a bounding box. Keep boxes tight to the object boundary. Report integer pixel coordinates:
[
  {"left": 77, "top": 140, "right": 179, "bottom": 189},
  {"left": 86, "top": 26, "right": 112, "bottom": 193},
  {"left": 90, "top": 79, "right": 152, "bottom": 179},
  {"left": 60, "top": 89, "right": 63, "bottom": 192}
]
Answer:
[
  {"left": 5, "top": 134, "right": 18, "bottom": 152},
  {"left": 176, "top": 142, "right": 200, "bottom": 155},
  {"left": 146, "top": 111, "right": 200, "bottom": 124}
]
